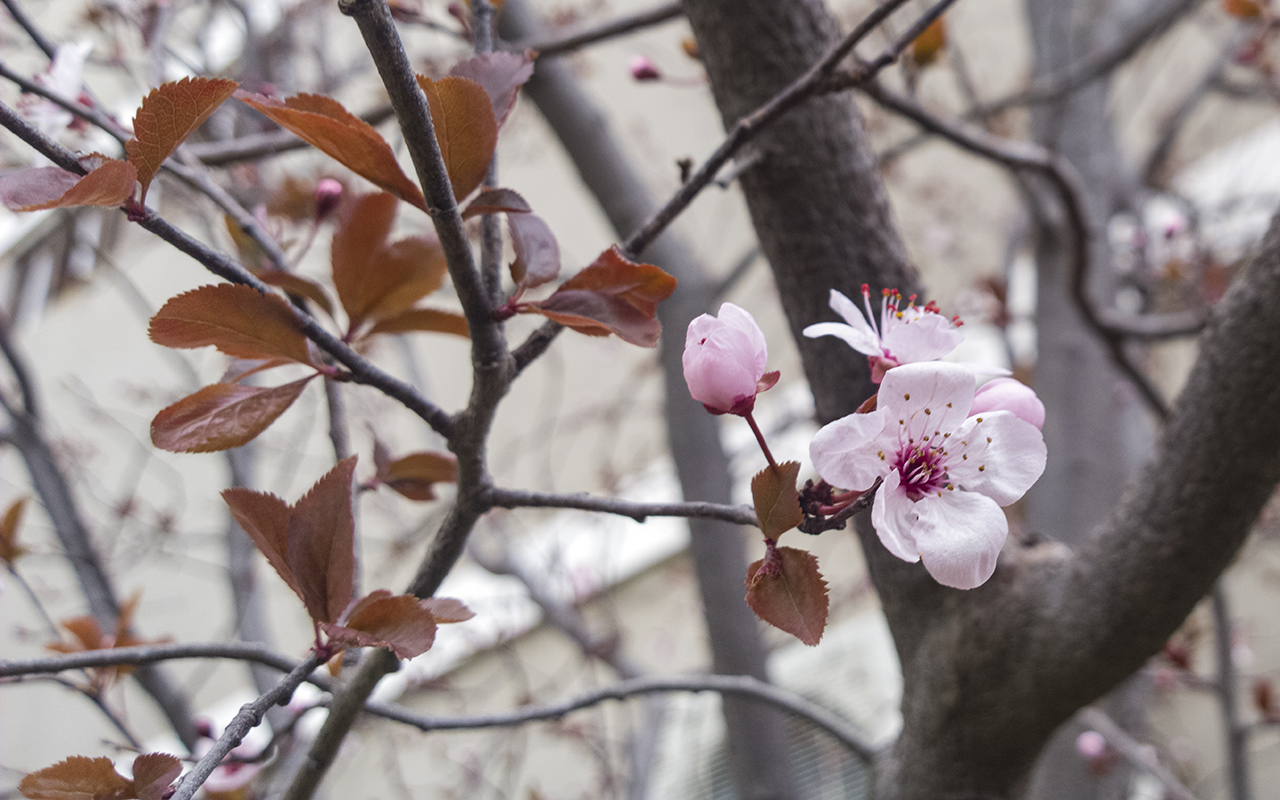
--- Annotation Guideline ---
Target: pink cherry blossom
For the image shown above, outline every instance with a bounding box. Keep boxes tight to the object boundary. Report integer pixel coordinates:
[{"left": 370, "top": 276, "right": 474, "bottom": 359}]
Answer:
[
  {"left": 629, "top": 55, "right": 661, "bottom": 81},
  {"left": 809, "top": 362, "right": 1046, "bottom": 589},
  {"left": 803, "top": 285, "right": 963, "bottom": 382},
  {"left": 971, "top": 377, "right": 1045, "bottom": 430},
  {"left": 683, "top": 303, "right": 778, "bottom": 416}
]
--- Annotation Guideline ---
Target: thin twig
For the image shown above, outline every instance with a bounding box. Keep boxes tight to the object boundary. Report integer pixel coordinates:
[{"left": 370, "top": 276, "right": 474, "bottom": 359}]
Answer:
[
  {"left": 1078, "top": 707, "right": 1200, "bottom": 800},
  {"left": 1211, "top": 585, "right": 1253, "bottom": 800},
  {"left": 483, "top": 487, "right": 758, "bottom": 525},
  {"left": 507, "top": 1, "right": 683, "bottom": 58},
  {"left": 1, "top": 0, "right": 58, "bottom": 59},
  {"left": 171, "top": 653, "right": 324, "bottom": 800}
]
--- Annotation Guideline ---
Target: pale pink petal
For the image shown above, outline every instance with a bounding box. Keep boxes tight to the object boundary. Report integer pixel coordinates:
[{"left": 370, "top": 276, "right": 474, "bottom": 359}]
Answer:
[
  {"left": 971, "top": 377, "right": 1045, "bottom": 429},
  {"left": 716, "top": 302, "right": 768, "bottom": 376},
  {"left": 683, "top": 344, "right": 759, "bottom": 412},
  {"left": 802, "top": 321, "right": 881, "bottom": 356},
  {"left": 945, "top": 412, "right": 1046, "bottom": 505},
  {"left": 870, "top": 469, "right": 920, "bottom": 562},
  {"left": 877, "top": 362, "right": 975, "bottom": 444},
  {"left": 810, "top": 410, "right": 888, "bottom": 491},
  {"left": 911, "top": 490, "right": 1007, "bottom": 589},
  {"left": 879, "top": 312, "right": 962, "bottom": 363}
]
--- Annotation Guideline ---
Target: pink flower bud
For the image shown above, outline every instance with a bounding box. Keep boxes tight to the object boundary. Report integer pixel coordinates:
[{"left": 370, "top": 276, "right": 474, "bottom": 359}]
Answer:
[
  {"left": 971, "top": 377, "right": 1045, "bottom": 430},
  {"left": 683, "top": 303, "right": 774, "bottom": 416},
  {"left": 1075, "top": 730, "right": 1108, "bottom": 761},
  {"left": 629, "top": 55, "right": 662, "bottom": 82},
  {"left": 314, "top": 178, "right": 343, "bottom": 222}
]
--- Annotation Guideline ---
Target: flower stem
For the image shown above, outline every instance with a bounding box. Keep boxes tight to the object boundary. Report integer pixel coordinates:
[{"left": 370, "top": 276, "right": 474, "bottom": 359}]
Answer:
[{"left": 743, "top": 410, "right": 778, "bottom": 471}]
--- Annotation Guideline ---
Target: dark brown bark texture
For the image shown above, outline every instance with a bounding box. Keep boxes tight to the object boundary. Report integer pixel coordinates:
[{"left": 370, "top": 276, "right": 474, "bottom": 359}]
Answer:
[{"left": 681, "top": 0, "right": 1280, "bottom": 798}]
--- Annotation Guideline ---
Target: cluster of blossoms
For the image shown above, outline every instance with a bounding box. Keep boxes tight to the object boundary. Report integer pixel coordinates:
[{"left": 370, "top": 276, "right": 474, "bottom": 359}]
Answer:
[{"left": 682, "top": 286, "right": 1047, "bottom": 590}]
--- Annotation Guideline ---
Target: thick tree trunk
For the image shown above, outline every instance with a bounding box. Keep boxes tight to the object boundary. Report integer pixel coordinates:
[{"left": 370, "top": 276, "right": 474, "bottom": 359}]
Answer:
[{"left": 499, "top": 4, "right": 800, "bottom": 797}]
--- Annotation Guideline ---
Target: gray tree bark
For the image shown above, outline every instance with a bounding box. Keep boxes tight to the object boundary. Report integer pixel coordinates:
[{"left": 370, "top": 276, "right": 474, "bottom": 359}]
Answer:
[
  {"left": 679, "top": 0, "right": 1280, "bottom": 798},
  {"left": 499, "top": 3, "right": 799, "bottom": 797}
]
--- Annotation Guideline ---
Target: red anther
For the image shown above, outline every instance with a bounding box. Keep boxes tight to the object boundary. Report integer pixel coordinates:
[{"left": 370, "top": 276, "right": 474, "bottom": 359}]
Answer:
[{"left": 861, "top": 283, "right": 870, "bottom": 294}]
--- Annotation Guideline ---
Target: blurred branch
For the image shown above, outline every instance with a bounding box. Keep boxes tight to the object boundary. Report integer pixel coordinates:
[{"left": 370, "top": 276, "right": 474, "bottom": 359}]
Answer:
[
  {"left": 1211, "top": 586, "right": 1252, "bottom": 800},
  {"left": 1077, "top": 707, "right": 1199, "bottom": 800},
  {"left": 483, "top": 487, "right": 759, "bottom": 525},
  {"left": 1, "top": 0, "right": 57, "bottom": 58},
  {"left": 856, "top": 80, "right": 1198, "bottom": 418},
  {"left": 505, "top": 1, "right": 683, "bottom": 57}
]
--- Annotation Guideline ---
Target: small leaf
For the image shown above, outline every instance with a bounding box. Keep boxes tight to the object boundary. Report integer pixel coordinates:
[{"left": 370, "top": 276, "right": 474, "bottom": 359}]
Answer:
[
  {"left": 130, "top": 754, "right": 181, "bottom": 800},
  {"left": 11, "top": 160, "right": 137, "bottom": 211},
  {"left": 379, "top": 451, "right": 458, "bottom": 501},
  {"left": 365, "top": 307, "right": 470, "bottom": 339},
  {"left": 751, "top": 461, "right": 803, "bottom": 540},
  {"left": 528, "top": 246, "right": 676, "bottom": 346},
  {"left": 416, "top": 75, "right": 499, "bottom": 200},
  {"left": 222, "top": 487, "right": 299, "bottom": 601},
  {"left": 745, "top": 546, "right": 829, "bottom": 646},
  {"left": 0, "top": 166, "right": 80, "bottom": 209},
  {"left": 48, "top": 616, "right": 106, "bottom": 653},
  {"left": 235, "top": 91, "right": 427, "bottom": 210},
  {"left": 447, "top": 51, "right": 536, "bottom": 127},
  {"left": 151, "top": 377, "right": 315, "bottom": 453},
  {"left": 126, "top": 77, "right": 239, "bottom": 202},
  {"left": 19, "top": 756, "right": 131, "bottom": 800},
  {"left": 0, "top": 497, "right": 29, "bottom": 565},
  {"left": 322, "top": 590, "right": 438, "bottom": 659},
  {"left": 508, "top": 212, "right": 560, "bottom": 289},
  {"left": 258, "top": 270, "right": 334, "bottom": 316},
  {"left": 287, "top": 456, "right": 358, "bottom": 624},
  {"left": 421, "top": 596, "right": 475, "bottom": 623},
  {"left": 331, "top": 193, "right": 448, "bottom": 332},
  {"left": 461, "top": 187, "right": 531, "bottom": 219},
  {"left": 909, "top": 17, "right": 946, "bottom": 67},
  {"left": 149, "top": 284, "right": 315, "bottom": 366},
  {"left": 1223, "top": 0, "right": 1263, "bottom": 16}
]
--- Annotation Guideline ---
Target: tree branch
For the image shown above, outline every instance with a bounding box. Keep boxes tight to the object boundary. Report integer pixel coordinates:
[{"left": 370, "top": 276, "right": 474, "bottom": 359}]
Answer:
[
  {"left": 1077, "top": 707, "right": 1199, "bottom": 800},
  {"left": 505, "top": 1, "right": 683, "bottom": 57},
  {"left": 483, "top": 487, "right": 758, "bottom": 525}
]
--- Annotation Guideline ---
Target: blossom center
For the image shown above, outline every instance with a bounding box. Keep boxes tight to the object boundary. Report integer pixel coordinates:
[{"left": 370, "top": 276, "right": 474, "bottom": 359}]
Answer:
[{"left": 894, "top": 442, "right": 948, "bottom": 499}]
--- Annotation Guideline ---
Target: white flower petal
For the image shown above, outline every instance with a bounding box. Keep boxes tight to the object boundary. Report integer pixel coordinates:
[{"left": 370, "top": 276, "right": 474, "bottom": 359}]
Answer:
[
  {"left": 829, "top": 289, "right": 878, "bottom": 337},
  {"left": 880, "top": 312, "right": 963, "bottom": 363},
  {"left": 803, "top": 321, "right": 881, "bottom": 356},
  {"left": 949, "top": 412, "right": 1047, "bottom": 505},
  {"left": 878, "top": 362, "right": 975, "bottom": 443},
  {"left": 912, "top": 490, "right": 1008, "bottom": 589},
  {"left": 717, "top": 302, "right": 769, "bottom": 375},
  {"left": 810, "top": 410, "right": 888, "bottom": 491},
  {"left": 870, "top": 469, "right": 920, "bottom": 563}
]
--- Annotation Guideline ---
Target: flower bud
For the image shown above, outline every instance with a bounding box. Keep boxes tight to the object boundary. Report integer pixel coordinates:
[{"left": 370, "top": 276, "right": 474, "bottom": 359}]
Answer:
[
  {"left": 683, "top": 303, "right": 775, "bottom": 416},
  {"left": 971, "top": 377, "right": 1045, "bottom": 430},
  {"left": 629, "top": 55, "right": 661, "bottom": 82},
  {"left": 314, "top": 178, "right": 344, "bottom": 222}
]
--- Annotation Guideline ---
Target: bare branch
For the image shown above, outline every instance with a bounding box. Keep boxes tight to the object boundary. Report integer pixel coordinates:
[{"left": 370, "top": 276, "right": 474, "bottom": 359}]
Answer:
[
  {"left": 361, "top": 673, "right": 881, "bottom": 762},
  {"left": 0, "top": 641, "right": 303, "bottom": 679},
  {"left": 1, "top": 0, "right": 58, "bottom": 59},
  {"left": 1211, "top": 586, "right": 1253, "bottom": 800},
  {"left": 483, "top": 486, "right": 758, "bottom": 525},
  {"left": 1077, "top": 707, "right": 1199, "bottom": 800},
  {"left": 505, "top": 2, "right": 683, "bottom": 58}
]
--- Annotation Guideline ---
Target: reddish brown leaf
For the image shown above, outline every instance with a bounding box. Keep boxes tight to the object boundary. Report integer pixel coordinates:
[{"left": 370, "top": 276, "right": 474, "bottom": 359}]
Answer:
[
  {"left": 322, "top": 590, "right": 438, "bottom": 659},
  {"left": 421, "top": 596, "right": 475, "bottom": 623},
  {"left": 533, "top": 291, "right": 659, "bottom": 346},
  {"left": 48, "top": 616, "right": 106, "bottom": 654},
  {"left": 745, "top": 546, "right": 829, "bottom": 646},
  {"left": 258, "top": 270, "right": 334, "bottom": 316},
  {"left": 222, "top": 487, "right": 299, "bottom": 601},
  {"left": 331, "top": 193, "right": 449, "bottom": 332},
  {"left": 909, "top": 17, "right": 946, "bottom": 66},
  {"left": 416, "top": 75, "right": 498, "bottom": 200},
  {"left": 365, "top": 307, "right": 470, "bottom": 339},
  {"left": 149, "top": 284, "right": 315, "bottom": 366},
  {"left": 287, "top": 457, "right": 358, "bottom": 624},
  {"left": 508, "top": 212, "right": 560, "bottom": 289},
  {"left": 0, "top": 497, "right": 29, "bottom": 565},
  {"left": 559, "top": 246, "right": 678, "bottom": 317},
  {"left": 461, "top": 187, "right": 531, "bottom": 219},
  {"left": 379, "top": 451, "right": 458, "bottom": 501},
  {"left": 220, "top": 357, "right": 297, "bottom": 384},
  {"left": 19, "top": 755, "right": 131, "bottom": 800},
  {"left": 13, "top": 159, "right": 137, "bottom": 211},
  {"left": 126, "top": 77, "right": 239, "bottom": 202},
  {"left": 0, "top": 166, "right": 80, "bottom": 210},
  {"left": 235, "top": 91, "right": 426, "bottom": 210},
  {"left": 447, "top": 51, "right": 535, "bottom": 127},
  {"left": 751, "top": 461, "right": 803, "bottom": 541},
  {"left": 129, "top": 754, "right": 181, "bottom": 800},
  {"left": 1223, "top": 0, "right": 1264, "bottom": 16},
  {"left": 151, "top": 377, "right": 315, "bottom": 453}
]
